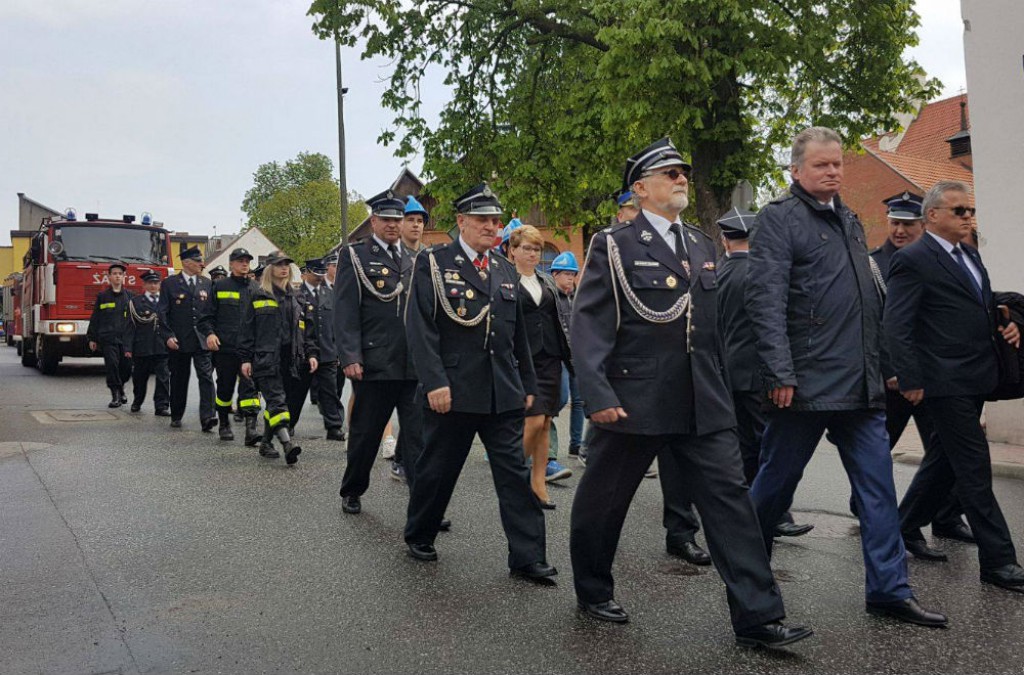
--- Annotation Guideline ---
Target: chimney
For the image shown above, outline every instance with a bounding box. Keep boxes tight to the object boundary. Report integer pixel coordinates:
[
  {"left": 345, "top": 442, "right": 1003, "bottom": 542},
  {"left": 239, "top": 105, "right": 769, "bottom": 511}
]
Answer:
[{"left": 946, "top": 97, "right": 972, "bottom": 159}]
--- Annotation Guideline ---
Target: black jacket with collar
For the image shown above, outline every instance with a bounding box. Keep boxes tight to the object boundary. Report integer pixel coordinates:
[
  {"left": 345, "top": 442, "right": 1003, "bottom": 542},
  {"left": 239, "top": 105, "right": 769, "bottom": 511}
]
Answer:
[
  {"left": 211, "top": 275, "right": 258, "bottom": 353},
  {"left": 157, "top": 272, "right": 214, "bottom": 353},
  {"left": 299, "top": 282, "right": 338, "bottom": 364},
  {"left": 716, "top": 251, "right": 758, "bottom": 393},
  {"left": 125, "top": 292, "right": 166, "bottom": 357},
  {"left": 405, "top": 241, "right": 537, "bottom": 414},
  {"left": 87, "top": 287, "right": 133, "bottom": 345},
  {"left": 237, "top": 285, "right": 318, "bottom": 378}
]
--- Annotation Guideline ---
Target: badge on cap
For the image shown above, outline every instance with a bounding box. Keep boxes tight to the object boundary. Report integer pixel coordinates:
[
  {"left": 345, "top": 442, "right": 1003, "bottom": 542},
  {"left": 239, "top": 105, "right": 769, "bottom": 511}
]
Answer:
[{"left": 482, "top": 185, "right": 493, "bottom": 198}]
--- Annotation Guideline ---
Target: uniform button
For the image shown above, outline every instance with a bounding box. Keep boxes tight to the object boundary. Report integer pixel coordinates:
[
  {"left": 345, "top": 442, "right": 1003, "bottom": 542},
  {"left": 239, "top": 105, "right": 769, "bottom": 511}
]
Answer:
[
  {"left": 622, "top": 369, "right": 629, "bottom": 374},
  {"left": 490, "top": 350, "right": 494, "bottom": 355}
]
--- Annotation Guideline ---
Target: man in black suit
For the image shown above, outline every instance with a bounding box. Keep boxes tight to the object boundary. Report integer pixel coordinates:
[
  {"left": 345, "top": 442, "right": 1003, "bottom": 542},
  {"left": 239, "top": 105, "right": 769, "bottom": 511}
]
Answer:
[
  {"left": 403, "top": 183, "right": 555, "bottom": 584},
  {"left": 335, "top": 191, "right": 422, "bottom": 514},
  {"left": 570, "top": 138, "right": 810, "bottom": 649},
  {"left": 157, "top": 246, "right": 216, "bottom": 430},
  {"left": 125, "top": 271, "right": 170, "bottom": 415},
  {"left": 884, "top": 179, "right": 1024, "bottom": 593}
]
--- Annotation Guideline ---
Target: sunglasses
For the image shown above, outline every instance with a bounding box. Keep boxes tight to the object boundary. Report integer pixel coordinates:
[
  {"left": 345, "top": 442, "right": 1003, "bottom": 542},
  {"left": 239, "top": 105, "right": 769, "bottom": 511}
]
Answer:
[
  {"left": 937, "top": 206, "right": 976, "bottom": 217},
  {"left": 644, "top": 167, "right": 691, "bottom": 182}
]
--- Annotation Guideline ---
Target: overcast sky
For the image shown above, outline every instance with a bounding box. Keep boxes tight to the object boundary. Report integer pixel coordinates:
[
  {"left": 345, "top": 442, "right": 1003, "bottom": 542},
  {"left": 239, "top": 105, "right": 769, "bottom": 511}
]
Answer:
[{"left": 0, "top": 0, "right": 967, "bottom": 245}]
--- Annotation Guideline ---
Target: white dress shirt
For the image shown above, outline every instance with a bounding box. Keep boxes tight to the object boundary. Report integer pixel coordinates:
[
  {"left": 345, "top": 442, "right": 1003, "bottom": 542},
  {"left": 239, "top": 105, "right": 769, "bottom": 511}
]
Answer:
[{"left": 641, "top": 209, "right": 686, "bottom": 255}]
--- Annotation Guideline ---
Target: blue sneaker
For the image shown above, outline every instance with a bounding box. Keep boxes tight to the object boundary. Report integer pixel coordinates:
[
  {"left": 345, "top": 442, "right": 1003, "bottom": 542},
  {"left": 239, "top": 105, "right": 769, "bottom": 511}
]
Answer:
[{"left": 545, "top": 460, "right": 572, "bottom": 483}]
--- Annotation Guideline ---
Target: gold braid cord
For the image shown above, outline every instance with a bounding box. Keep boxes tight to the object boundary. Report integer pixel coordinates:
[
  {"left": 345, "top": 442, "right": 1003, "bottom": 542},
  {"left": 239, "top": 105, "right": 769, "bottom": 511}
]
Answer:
[
  {"left": 606, "top": 233, "right": 695, "bottom": 352},
  {"left": 128, "top": 298, "right": 158, "bottom": 326},
  {"left": 429, "top": 251, "right": 490, "bottom": 327},
  {"left": 349, "top": 246, "right": 405, "bottom": 316},
  {"left": 868, "top": 256, "right": 887, "bottom": 302}
]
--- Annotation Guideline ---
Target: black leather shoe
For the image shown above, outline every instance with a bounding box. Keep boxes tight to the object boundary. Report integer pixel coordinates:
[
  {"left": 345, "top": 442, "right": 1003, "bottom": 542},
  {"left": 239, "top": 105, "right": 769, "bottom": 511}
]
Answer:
[
  {"left": 774, "top": 522, "right": 815, "bottom": 537},
  {"left": 932, "top": 522, "right": 976, "bottom": 544},
  {"left": 540, "top": 500, "right": 556, "bottom": 510},
  {"left": 342, "top": 496, "right": 361, "bottom": 514},
  {"left": 981, "top": 563, "right": 1024, "bottom": 593},
  {"left": 408, "top": 543, "right": 438, "bottom": 561},
  {"left": 119, "top": 388, "right": 128, "bottom": 404},
  {"left": 155, "top": 409, "right": 171, "bottom": 417},
  {"left": 201, "top": 417, "right": 218, "bottom": 433},
  {"left": 577, "top": 599, "right": 629, "bottom": 623},
  {"left": 326, "top": 427, "right": 346, "bottom": 441},
  {"left": 129, "top": 403, "right": 141, "bottom": 413},
  {"left": 667, "top": 541, "right": 712, "bottom": 566},
  {"left": 904, "top": 538, "right": 948, "bottom": 562},
  {"left": 511, "top": 562, "right": 558, "bottom": 583},
  {"left": 866, "top": 597, "right": 948, "bottom": 627},
  {"left": 438, "top": 518, "right": 452, "bottom": 532},
  {"left": 735, "top": 621, "right": 814, "bottom": 649},
  {"left": 170, "top": 419, "right": 182, "bottom": 428}
]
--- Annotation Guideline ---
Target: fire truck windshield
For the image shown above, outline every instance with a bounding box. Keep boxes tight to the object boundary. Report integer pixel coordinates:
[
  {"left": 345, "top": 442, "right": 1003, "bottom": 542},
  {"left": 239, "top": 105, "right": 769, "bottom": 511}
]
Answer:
[{"left": 53, "top": 225, "right": 168, "bottom": 264}]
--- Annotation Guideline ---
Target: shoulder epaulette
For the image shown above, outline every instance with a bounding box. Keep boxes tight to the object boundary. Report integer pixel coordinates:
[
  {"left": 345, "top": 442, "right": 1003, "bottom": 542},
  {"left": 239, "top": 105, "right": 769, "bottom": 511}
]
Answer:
[{"left": 601, "top": 221, "right": 631, "bottom": 236}]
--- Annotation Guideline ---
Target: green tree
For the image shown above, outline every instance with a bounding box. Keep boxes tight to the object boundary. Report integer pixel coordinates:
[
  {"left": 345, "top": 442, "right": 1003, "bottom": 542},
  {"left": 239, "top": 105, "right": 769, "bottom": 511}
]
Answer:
[
  {"left": 309, "top": 0, "right": 938, "bottom": 235},
  {"left": 241, "top": 153, "right": 368, "bottom": 261}
]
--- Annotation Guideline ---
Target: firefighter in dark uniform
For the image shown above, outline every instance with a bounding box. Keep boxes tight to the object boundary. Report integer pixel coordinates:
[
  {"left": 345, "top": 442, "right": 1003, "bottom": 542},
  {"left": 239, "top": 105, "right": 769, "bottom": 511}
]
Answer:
[
  {"left": 208, "top": 265, "right": 228, "bottom": 282},
  {"left": 403, "top": 183, "right": 556, "bottom": 584},
  {"left": 321, "top": 253, "right": 347, "bottom": 438},
  {"left": 335, "top": 190, "right": 423, "bottom": 514},
  {"left": 87, "top": 262, "right": 134, "bottom": 408},
  {"left": 238, "top": 250, "right": 319, "bottom": 465},
  {"left": 125, "top": 270, "right": 170, "bottom": 415},
  {"left": 157, "top": 246, "right": 217, "bottom": 430},
  {"left": 569, "top": 138, "right": 810, "bottom": 648},
  {"left": 870, "top": 192, "right": 972, "bottom": 557},
  {"left": 715, "top": 207, "right": 813, "bottom": 537},
  {"left": 208, "top": 248, "right": 261, "bottom": 443},
  {"left": 288, "top": 259, "right": 344, "bottom": 439}
]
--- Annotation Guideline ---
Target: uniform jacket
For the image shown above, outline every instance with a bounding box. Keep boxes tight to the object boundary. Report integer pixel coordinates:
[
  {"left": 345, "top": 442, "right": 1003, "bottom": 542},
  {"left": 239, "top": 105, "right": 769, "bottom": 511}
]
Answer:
[
  {"left": 334, "top": 240, "right": 415, "bottom": 380},
  {"left": 157, "top": 273, "right": 215, "bottom": 353},
  {"left": 745, "top": 182, "right": 885, "bottom": 411},
  {"left": 571, "top": 213, "right": 736, "bottom": 436},
  {"left": 211, "top": 275, "right": 258, "bottom": 353},
  {"left": 869, "top": 239, "right": 899, "bottom": 276},
  {"left": 237, "top": 285, "right": 318, "bottom": 378},
  {"left": 299, "top": 282, "right": 338, "bottom": 365},
  {"left": 519, "top": 272, "right": 572, "bottom": 367},
  {"left": 883, "top": 234, "right": 999, "bottom": 398},
  {"left": 87, "top": 287, "right": 133, "bottom": 345},
  {"left": 716, "top": 251, "right": 758, "bottom": 393},
  {"left": 125, "top": 292, "right": 167, "bottom": 357},
  {"left": 406, "top": 240, "right": 538, "bottom": 414}
]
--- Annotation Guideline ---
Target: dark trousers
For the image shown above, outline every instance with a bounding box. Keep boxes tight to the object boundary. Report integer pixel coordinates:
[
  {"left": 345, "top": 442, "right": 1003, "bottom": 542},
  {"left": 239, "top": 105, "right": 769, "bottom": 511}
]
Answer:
[
  {"left": 101, "top": 342, "right": 132, "bottom": 389},
  {"left": 751, "top": 409, "right": 911, "bottom": 603},
  {"left": 168, "top": 350, "right": 215, "bottom": 422},
  {"left": 734, "top": 390, "right": 794, "bottom": 525},
  {"left": 131, "top": 355, "right": 169, "bottom": 410},
  {"left": 253, "top": 366, "right": 290, "bottom": 429},
  {"left": 213, "top": 351, "right": 259, "bottom": 416},
  {"left": 899, "top": 396, "right": 1017, "bottom": 570},
  {"left": 314, "top": 362, "right": 344, "bottom": 430},
  {"left": 885, "top": 390, "right": 964, "bottom": 534},
  {"left": 337, "top": 368, "right": 348, "bottom": 430},
  {"left": 341, "top": 379, "right": 421, "bottom": 497},
  {"left": 405, "top": 408, "right": 547, "bottom": 570},
  {"left": 657, "top": 453, "right": 701, "bottom": 547},
  {"left": 571, "top": 427, "right": 784, "bottom": 632}
]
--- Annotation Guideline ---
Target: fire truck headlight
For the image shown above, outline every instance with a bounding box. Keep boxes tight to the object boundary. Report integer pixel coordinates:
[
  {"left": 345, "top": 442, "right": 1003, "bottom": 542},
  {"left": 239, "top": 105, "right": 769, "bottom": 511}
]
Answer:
[{"left": 55, "top": 322, "right": 76, "bottom": 333}]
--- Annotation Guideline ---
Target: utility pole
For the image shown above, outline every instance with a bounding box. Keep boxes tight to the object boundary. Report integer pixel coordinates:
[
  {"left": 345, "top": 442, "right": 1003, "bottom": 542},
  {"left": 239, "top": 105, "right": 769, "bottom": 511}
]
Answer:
[{"left": 335, "top": 37, "right": 349, "bottom": 246}]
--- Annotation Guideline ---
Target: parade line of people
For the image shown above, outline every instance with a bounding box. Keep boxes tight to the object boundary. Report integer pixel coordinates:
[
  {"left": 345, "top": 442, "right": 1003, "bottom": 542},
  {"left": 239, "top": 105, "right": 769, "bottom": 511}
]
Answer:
[{"left": 85, "top": 128, "right": 1024, "bottom": 650}]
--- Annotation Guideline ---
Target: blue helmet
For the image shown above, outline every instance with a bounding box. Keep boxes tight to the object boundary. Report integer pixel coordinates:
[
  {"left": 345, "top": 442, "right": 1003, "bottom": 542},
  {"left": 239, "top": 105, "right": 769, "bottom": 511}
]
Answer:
[
  {"left": 501, "top": 217, "right": 523, "bottom": 243},
  {"left": 549, "top": 251, "right": 579, "bottom": 273},
  {"left": 405, "top": 195, "right": 429, "bottom": 221}
]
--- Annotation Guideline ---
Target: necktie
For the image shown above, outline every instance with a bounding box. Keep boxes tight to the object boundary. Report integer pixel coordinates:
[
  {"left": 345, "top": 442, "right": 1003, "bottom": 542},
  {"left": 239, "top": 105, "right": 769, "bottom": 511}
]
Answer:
[
  {"left": 473, "top": 253, "right": 489, "bottom": 281},
  {"left": 188, "top": 277, "right": 195, "bottom": 291},
  {"left": 952, "top": 247, "right": 983, "bottom": 302},
  {"left": 668, "top": 223, "right": 689, "bottom": 274},
  {"left": 388, "top": 244, "right": 401, "bottom": 267}
]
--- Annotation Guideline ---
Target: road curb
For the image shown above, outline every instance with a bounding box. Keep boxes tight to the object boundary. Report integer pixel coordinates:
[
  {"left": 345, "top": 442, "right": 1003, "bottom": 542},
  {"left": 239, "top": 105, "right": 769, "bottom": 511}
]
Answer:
[{"left": 893, "top": 451, "right": 1024, "bottom": 481}]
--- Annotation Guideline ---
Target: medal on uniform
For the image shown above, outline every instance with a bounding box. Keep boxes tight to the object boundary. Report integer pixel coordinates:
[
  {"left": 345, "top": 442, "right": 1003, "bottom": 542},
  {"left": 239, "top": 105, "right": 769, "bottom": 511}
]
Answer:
[
  {"left": 382, "top": 268, "right": 389, "bottom": 276},
  {"left": 666, "top": 275, "right": 677, "bottom": 289},
  {"left": 452, "top": 273, "right": 460, "bottom": 281},
  {"left": 199, "top": 290, "right": 208, "bottom": 300},
  {"left": 450, "top": 288, "right": 459, "bottom": 296},
  {"left": 444, "top": 272, "right": 452, "bottom": 280},
  {"left": 376, "top": 280, "right": 385, "bottom": 289},
  {"left": 640, "top": 230, "right": 653, "bottom": 243},
  {"left": 456, "top": 302, "right": 467, "bottom": 317},
  {"left": 466, "top": 289, "right": 475, "bottom": 300}
]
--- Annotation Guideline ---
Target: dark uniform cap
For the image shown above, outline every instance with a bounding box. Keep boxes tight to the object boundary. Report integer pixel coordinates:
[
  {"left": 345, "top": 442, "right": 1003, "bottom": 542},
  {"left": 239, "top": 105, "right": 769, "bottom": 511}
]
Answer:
[
  {"left": 179, "top": 246, "right": 203, "bottom": 262},
  {"left": 141, "top": 271, "right": 161, "bottom": 282},
  {"left": 454, "top": 182, "right": 503, "bottom": 216},
  {"left": 323, "top": 253, "right": 339, "bottom": 266},
  {"left": 229, "top": 247, "right": 253, "bottom": 261},
  {"left": 108, "top": 261, "right": 127, "bottom": 273},
  {"left": 623, "top": 137, "right": 692, "bottom": 189},
  {"left": 305, "top": 258, "right": 327, "bottom": 275},
  {"left": 716, "top": 207, "right": 757, "bottom": 240},
  {"left": 884, "top": 191, "right": 924, "bottom": 221},
  {"left": 208, "top": 265, "right": 228, "bottom": 278},
  {"left": 612, "top": 188, "right": 634, "bottom": 207},
  {"left": 264, "top": 250, "right": 294, "bottom": 266},
  {"left": 368, "top": 189, "right": 407, "bottom": 219}
]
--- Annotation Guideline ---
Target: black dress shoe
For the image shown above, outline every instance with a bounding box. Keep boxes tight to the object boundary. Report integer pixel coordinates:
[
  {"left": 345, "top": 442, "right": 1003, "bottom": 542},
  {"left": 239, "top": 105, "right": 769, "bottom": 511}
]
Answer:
[
  {"left": 932, "top": 522, "right": 976, "bottom": 544},
  {"left": 170, "top": 419, "right": 182, "bottom": 428},
  {"left": 325, "top": 427, "right": 346, "bottom": 441},
  {"left": 201, "top": 417, "right": 218, "bottom": 433},
  {"left": 408, "top": 543, "right": 438, "bottom": 561},
  {"left": 130, "top": 403, "right": 142, "bottom": 413},
  {"left": 667, "top": 541, "right": 712, "bottom": 566},
  {"left": 155, "top": 409, "right": 171, "bottom": 417},
  {"left": 735, "top": 621, "right": 814, "bottom": 649},
  {"left": 540, "top": 500, "right": 556, "bottom": 510},
  {"left": 981, "top": 563, "right": 1024, "bottom": 593},
  {"left": 866, "top": 597, "right": 948, "bottom": 627},
  {"left": 904, "top": 538, "right": 948, "bottom": 562},
  {"left": 511, "top": 562, "right": 558, "bottom": 582},
  {"left": 341, "top": 496, "right": 361, "bottom": 514},
  {"left": 438, "top": 518, "right": 452, "bottom": 532},
  {"left": 577, "top": 599, "right": 629, "bottom": 623},
  {"left": 774, "top": 522, "right": 815, "bottom": 537}
]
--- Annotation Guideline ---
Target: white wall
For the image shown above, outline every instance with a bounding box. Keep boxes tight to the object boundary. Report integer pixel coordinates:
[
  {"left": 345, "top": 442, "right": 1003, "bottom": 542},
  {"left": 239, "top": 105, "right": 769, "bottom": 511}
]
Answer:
[{"left": 962, "top": 0, "right": 1024, "bottom": 443}]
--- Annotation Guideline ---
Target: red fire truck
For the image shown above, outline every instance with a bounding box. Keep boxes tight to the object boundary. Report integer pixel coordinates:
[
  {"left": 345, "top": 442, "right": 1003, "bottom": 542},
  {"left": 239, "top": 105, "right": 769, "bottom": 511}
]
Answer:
[{"left": 14, "top": 210, "right": 175, "bottom": 374}]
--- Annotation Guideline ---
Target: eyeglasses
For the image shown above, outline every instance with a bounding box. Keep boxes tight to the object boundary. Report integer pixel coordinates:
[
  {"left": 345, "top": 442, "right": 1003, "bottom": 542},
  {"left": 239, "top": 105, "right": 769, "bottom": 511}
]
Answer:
[
  {"left": 937, "top": 206, "right": 977, "bottom": 217},
  {"left": 644, "top": 167, "right": 691, "bottom": 182}
]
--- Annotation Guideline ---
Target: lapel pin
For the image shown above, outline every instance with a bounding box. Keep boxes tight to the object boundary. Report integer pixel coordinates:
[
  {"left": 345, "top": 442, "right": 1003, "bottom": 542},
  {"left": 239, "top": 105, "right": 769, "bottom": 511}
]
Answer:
[
  {"left": 688, "top": 231, "right": 698, "bottom": 243},
  {"left": 640, "top": 230, "right": 653, "bottom": 243}
]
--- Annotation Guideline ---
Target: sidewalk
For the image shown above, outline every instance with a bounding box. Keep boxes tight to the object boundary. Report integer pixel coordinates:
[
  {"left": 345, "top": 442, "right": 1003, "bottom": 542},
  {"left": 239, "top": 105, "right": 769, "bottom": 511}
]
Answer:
[{"left": 891, "top": 419, "right": 1024, "bottom": 480}]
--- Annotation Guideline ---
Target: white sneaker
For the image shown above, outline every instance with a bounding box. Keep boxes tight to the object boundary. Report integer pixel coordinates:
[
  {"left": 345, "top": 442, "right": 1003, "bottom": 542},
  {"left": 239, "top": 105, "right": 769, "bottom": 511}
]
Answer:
[{"left": 380, "top": 435, "right": 397, "bottom": 459}]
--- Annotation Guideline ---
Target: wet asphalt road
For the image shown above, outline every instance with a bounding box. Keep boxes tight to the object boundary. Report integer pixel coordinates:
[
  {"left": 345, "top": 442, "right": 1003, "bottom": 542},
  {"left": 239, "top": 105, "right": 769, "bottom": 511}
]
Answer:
[{"left": 2, "top": 347, "right": 1024, "bottom": 675}]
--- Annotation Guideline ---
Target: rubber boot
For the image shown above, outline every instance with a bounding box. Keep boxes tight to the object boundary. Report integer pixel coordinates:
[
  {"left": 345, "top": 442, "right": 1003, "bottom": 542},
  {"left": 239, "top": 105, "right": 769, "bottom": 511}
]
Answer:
[
  {"left": 108, "top": 386, "right": 122, "bottom": 409},
  {"left": 118, "top": 386, "right": 128, "bottom": 404},
  {"left": 218, "top": 409, "right": 234, "bottom": 441},
  {"left": 258, "top": 419, "right": 279, "bottom": 458},
  {"left": 275, "top": 426, "right": 302, "bottom": 465},
  {"left": 243, "top": 416, "right": 261, "bottom": 447}
]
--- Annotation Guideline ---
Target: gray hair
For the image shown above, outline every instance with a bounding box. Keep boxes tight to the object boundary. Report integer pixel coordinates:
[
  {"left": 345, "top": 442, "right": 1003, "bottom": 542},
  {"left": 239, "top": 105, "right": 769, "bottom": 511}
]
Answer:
[
  {"left": 922, "top": 180, "right": 971, "bottom": 218},
  {"left": 790, "top": 127, "right": 843, "bottom": 167}
]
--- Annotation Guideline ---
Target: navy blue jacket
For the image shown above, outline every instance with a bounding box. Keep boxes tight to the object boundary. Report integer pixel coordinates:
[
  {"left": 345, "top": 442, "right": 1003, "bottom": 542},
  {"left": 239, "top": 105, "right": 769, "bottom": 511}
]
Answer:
[{"left": 716, "top": 251, "right": 758, "bottom": 393}]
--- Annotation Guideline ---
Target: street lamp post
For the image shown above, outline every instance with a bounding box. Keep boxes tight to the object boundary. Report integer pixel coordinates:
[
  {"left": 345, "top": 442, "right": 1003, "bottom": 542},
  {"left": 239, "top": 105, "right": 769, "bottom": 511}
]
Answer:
[{"left": 335, "top": 37, "right": 349, "bottom": 246}]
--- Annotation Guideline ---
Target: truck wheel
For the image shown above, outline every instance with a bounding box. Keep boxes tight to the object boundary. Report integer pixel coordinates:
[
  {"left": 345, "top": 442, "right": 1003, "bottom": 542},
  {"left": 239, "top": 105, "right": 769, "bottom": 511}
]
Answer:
[{"left": 36, "top": 336, "right": 59, "bottom": 375}]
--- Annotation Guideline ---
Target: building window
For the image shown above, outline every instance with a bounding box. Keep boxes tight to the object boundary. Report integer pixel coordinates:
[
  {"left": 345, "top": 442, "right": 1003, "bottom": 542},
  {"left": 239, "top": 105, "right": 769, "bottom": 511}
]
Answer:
[{"left": 538, "top": 243, "right": 560, "bottom": 273}]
